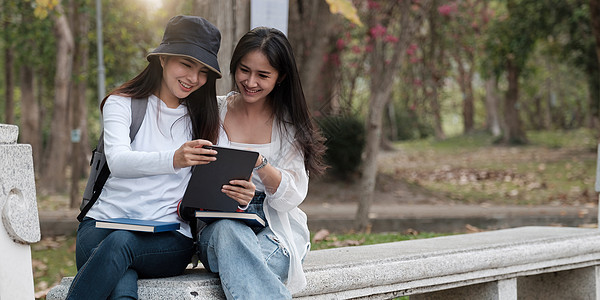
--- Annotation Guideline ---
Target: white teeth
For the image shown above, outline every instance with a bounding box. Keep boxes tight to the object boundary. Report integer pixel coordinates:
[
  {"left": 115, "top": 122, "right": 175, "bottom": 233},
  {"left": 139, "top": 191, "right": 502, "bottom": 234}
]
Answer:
[
  {"left": 179, "top": 81, "right": 191, "bottom": 89},
  {"left": 244, "top": 86, "right": 259, "bottom": 93}
]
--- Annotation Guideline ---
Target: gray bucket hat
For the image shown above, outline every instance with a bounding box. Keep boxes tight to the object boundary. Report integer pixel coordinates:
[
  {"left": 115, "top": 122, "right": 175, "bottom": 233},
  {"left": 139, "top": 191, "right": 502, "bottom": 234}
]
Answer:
[{"left": 147, "top": 15, "right": 222, "bottom": 78}]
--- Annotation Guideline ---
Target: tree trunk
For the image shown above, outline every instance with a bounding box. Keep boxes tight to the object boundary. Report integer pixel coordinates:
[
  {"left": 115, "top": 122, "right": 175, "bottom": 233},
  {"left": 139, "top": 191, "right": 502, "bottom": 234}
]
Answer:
[
  {"left": 4, "top": 41, "right": 14, "bottom": 125},
  {"left": 20, "top": 66, "right": 41, "bottom": 171},
  {"left": 193, "top": 0, "right": 250, "bottom": 95},
  {"left": 430, "top": 85, "right": 446, "bottom": 140},
  {"left": 456, "top": 54, "right": 475, "bottom": 134},
  {"left": 502, "top": 59, "right": 527, "bottom": 144},
  {"left": 355, "top": 91, "right": 388, "bottom": 231},
  {"left": 585, "top": 65, "right": 600, "bottom": 130},
  {"left": 386, "top": 100, "right": 398, "bottom": 142},
  {"left": 484, "top": 77, "right": 502, "bottom": 137},
  {"left": 589, "top": 0, "right": 600, "bottom": 132},
  {"left": 311, "top": 34, "right": 342, "bottom": 116},
  {"left": 288, "top": 0, "right": 337, "bottom": 111},
  {"left": 40, "top": 3, "right": 74, "bottom": 193},
  {"left": 69, "top": 1, "right": 90, "bottom": 208},
  {"left": 425, "top": 0, "right": 446, "bottom": 140},
  {"left": 355, "top": 0, "right": 418, "bottom": 232}
]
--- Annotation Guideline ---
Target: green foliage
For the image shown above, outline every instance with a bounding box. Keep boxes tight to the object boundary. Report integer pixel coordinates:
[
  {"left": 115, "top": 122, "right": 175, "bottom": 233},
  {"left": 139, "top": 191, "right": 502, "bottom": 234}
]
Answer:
[
  {"left": 318, "top": 114, "right": 366, "bottom": 179},
  {"left": 392, "top": 108, "right": 434, "bottom": 141},
  {"left": 520, "top": 46, "right": 590, "bottom": 131},
  {"left": 483, "top": 0, "right": 571, "bottom": 79},
  {"left": 527, "top": 128, "right": 597, "bottom": 150},
  {"left": 89, "top": 0, "right": 167, "bottom": 95}
]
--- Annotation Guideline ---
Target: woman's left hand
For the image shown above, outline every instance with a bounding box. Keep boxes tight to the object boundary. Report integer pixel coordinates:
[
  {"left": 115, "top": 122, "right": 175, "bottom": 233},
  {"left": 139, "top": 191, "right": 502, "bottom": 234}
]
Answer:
[{"left": 222, "top": 177, "right": 256, "bottom": 206}]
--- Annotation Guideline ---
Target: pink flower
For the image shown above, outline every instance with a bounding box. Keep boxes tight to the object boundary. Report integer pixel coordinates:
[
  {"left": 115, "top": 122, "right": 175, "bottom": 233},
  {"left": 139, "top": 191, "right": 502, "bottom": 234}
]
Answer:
[
  {"left": 365, "top": 45, "right": 374, "bottom": 53},
  {"left": 370, "top": 24, "right": 387, "bottom": 38},
  {"left": 384, "top": 35, "right": 399, "bottom": 43},
  {"left": 352, "top": 45, "right": 362, "bottom": 54},
  {"left": 406, "top": 44, "right": 418, "bottom": 56},
  {"left": 413, "top": 79, "right": 422, "bottom": 86},
  {"left": 336, "top": 38, "right": 346, "bottom": 50},
  {"left": 368, "top": 0, "right": 381, "bottom": 10},
  {"left": 438, "top": 3, "right": 457, "bottom": 16},
  {"left": 330, "top": 53, "right": 341, "bottom": 66}
]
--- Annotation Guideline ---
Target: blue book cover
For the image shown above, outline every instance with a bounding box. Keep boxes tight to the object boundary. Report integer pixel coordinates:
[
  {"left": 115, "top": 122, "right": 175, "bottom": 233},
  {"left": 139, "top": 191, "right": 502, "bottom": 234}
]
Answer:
[{"left": 95, "top": 218, "right": 180, "bottom": 233}]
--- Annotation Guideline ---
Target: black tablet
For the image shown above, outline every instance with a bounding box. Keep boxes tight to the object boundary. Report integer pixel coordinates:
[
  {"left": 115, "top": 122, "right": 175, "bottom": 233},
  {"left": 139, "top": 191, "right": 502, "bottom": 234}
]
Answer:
[{"left": 181, "top": 146, "right": 259, "bottom": 212}]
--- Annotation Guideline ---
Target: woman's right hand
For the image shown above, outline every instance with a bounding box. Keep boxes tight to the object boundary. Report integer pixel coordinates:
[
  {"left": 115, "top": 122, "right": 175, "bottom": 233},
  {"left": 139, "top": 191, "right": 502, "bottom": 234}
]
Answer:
[{"left": 173, "top": 139, "right": 218, "bottom": 169}]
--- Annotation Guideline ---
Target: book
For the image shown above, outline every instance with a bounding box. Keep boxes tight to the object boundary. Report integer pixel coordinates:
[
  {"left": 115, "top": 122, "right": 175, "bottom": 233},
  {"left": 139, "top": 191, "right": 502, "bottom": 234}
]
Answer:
[
  {"left": 195, "top": 210, "right": 266, "bottom": 227},
  {"left": 182, "top": 146, "right": 259, "bottom": 212},
  {"left": 95, "top": 218, "right": 180, "bottom": 233}
]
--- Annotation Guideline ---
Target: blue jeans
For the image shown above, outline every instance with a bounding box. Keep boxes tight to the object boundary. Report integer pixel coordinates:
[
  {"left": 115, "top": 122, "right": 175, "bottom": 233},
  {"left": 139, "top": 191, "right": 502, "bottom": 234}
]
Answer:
[
  {"left": 66, "top": 218, "right": 194, "bottom": 300},
  {"left": 198, "top": 193, "right": 292, "bottom": 299}
]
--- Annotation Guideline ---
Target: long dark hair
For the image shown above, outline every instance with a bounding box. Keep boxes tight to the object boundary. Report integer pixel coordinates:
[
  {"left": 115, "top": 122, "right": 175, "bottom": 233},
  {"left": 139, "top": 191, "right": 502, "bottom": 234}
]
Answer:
[
  {"left": 230, "top": 27, "right": 326, "bottom": 175},
  {"left": 101, "top": 56, "right": 219, "bottom": 143}
]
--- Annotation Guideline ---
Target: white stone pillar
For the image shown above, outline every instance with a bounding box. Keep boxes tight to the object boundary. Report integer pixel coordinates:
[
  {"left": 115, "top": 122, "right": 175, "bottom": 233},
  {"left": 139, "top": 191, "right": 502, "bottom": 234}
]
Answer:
[{"left": 0, "top": 124, "right": 41, "bottom": 299}]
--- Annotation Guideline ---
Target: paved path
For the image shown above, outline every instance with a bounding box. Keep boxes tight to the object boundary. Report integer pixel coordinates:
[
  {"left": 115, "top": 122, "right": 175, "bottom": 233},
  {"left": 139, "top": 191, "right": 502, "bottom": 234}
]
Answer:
[{"left": 38, "top": 203, "right": 598, "bottom": 237}]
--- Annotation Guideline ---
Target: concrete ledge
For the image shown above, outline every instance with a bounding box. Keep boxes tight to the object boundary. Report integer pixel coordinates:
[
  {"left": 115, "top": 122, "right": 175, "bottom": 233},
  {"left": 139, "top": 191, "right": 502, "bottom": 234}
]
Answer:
[
  {"left": 47, "top": 270, "right": 225, "bottom": 299},
  {"left": 296, "top": 226, "right": 600, "bottom": 299},
  {"left": 38, "top": 205, "right": 598, "bottom": 237},
  {"left": 47, "top": 226, "right": 600, "bottom": 299}
]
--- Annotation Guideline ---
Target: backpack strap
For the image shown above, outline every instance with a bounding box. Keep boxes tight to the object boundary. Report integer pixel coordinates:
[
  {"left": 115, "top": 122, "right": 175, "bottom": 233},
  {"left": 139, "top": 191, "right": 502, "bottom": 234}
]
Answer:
[
  {"left": 77, "top": 97, "right": 148, "bottom": 221},
  {"left": 130, "top": 97, "right": 148, "bottom": 141}
]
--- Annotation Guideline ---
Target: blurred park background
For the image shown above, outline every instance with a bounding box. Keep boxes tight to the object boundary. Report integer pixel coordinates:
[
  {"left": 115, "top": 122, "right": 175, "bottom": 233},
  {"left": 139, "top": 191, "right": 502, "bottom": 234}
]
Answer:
[
  {"left": 2, "top": 0, "right": 598, "bottom": 211},
  {"left": 2, "top": 0, "right": 600, "bottom": 296}
]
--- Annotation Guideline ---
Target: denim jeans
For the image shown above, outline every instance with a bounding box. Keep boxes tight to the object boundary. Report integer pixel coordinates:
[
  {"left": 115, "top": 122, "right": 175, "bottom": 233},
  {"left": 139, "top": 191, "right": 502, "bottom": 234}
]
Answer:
[
  {"left": 198, "top": 192, "right": 292, "bottom": 299},
  {"left": 66, "top": 218, "right": 194, "bottom": 300}
]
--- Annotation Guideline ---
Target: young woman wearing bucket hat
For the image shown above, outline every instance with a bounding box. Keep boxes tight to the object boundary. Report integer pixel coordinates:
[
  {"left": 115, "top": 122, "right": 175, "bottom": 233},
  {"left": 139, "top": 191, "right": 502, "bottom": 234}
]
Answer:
[
  {"left": 66, "top": 15, "right": 256, "bottom": 299},
  {"left": 197, "top": 27, "right": 327, "bottom": 299}
]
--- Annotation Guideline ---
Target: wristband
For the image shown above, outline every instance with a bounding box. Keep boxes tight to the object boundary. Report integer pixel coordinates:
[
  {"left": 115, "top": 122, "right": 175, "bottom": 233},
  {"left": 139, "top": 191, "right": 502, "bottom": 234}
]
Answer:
[{"left": 254, "top": 155, "right": 268, "bottom": 170}]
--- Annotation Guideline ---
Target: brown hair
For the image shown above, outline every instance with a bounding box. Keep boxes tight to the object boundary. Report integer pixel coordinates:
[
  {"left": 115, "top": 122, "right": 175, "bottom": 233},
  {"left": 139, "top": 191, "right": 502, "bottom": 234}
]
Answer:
[{"left": 230, "top": 27, "right": 327, "bottom": 175}]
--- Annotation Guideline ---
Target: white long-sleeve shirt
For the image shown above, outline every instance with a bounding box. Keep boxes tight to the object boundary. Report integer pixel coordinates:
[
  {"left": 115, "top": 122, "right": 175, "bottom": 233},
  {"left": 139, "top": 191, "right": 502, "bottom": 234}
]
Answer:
[
  {"left": 86, "top": 94, "right": 193, "bottom": 238},
  {"left": 217, "top": 95, "right": 311, "bottom": 294}
]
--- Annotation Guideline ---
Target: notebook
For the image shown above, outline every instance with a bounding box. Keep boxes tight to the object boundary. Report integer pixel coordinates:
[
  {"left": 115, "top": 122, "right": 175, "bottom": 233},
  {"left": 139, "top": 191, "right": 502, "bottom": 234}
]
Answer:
[
  {"left": 95, "top": 218, "right": 180, "bottom": 233},
  {"left": 195, "top": 210, "right": 266, "bottom": 227},
  {"left": 181, "top": 145, "right": 259, "bottom": 212}
]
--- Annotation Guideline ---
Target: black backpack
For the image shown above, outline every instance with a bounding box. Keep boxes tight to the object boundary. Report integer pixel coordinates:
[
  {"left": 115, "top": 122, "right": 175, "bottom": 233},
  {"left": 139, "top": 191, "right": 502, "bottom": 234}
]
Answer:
[{"left": 77, "top": 98, "right": 148, "bottom": 222}]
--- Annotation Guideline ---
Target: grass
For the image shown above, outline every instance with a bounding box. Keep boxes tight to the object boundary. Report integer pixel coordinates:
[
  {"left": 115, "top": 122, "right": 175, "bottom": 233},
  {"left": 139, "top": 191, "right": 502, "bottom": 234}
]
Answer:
[
  {"left": 32, "top": 235, "right": 77, "bottom": 298},
  {"left": 311, "top": 231, "right": 449, "bottom": 250},
  {"left": 389, "top": 128, "right": 598, "bottom": 205}
]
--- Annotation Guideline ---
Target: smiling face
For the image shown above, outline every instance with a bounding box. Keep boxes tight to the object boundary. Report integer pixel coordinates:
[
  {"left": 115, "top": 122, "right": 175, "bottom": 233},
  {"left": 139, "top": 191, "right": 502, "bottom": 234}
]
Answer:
[
  {"left": 234, "top": 50, "right": 280, "bottom": 105},
  {"left": 159, "top": 56, "right": 209, "bottom": 107}
]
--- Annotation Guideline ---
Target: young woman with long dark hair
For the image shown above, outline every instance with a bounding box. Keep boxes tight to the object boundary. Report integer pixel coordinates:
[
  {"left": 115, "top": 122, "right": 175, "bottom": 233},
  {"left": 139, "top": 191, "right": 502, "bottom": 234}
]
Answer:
[
  {"left": 66, "top": 16, "right": 255, "bottom": 299},
  {"left": 197, "top": 27, "right": 327, "bottom": 299}
]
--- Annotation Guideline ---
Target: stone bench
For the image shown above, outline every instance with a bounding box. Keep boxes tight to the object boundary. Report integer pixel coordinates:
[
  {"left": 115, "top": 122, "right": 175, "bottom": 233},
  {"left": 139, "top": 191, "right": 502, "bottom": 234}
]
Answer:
[
  {"left": 47, "top": 226, "right": 600, "bottom": 299},
  {"left": 0, "top": 124, "right": 40, "bottom": 299}
]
